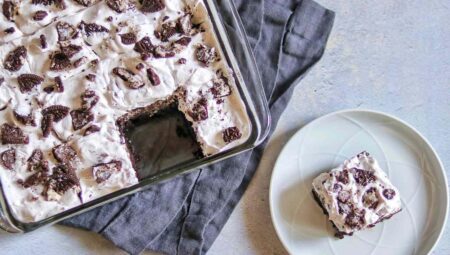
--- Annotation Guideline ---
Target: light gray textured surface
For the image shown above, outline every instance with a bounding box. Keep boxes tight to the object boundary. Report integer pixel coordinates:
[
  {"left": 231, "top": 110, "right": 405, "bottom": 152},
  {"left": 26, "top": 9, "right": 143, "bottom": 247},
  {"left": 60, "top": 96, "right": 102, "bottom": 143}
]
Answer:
[{"left": 1, "top": 0, "right": 449, "bottom": 254}]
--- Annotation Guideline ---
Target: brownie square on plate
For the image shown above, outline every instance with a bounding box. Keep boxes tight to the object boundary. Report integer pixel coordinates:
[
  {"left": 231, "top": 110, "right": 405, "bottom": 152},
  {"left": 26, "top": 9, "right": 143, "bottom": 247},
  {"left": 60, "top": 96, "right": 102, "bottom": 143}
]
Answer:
[{"left": 312, "top": 151, "right": 402, "bottom": 238}]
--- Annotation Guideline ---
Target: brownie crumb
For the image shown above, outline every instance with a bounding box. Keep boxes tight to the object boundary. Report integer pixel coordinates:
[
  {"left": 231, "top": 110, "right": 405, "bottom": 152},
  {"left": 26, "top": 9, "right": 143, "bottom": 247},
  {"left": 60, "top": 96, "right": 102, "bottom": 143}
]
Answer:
[
  {"left": 106, "top": 16, "right": 113, "bottom": 22},
  {"left": 1, "top": 124, "right": 29, "bottom": 144},
  {"left": 92, "top": 161, "right": 122, "bottom": 183},
  {"left": 33, "top": 10, "right": 48, "bottom": 21},
  {"left": 177, "top": 58, "right": 186, "bottom": 64},
  {"left": 1, "top": 148, "right": 16, "bottom": 170},
  {"left": 146, "top": 67, "right": 160, "bottom": 86},
  {"left": 13, "top": 111, "right": 36, "bottom": 126},
  {"left": 222, "top": 127, "right": 242, "bottom": 143},
  {"left": 4, "top": 46, "right": 27, "bottom": 72},
  {"left": 17, "top": 74, "right": 44, "bottom": 93}
]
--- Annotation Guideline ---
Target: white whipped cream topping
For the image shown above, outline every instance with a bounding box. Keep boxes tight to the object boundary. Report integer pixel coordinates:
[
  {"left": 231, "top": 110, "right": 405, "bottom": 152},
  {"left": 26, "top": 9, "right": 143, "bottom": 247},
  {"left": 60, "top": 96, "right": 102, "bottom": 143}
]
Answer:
[
  {"left": 0, "top": 0, "right": 251, "bottom": 222},
  {"left": 312, "top": 152, "right": 402, "bottom": 234}
]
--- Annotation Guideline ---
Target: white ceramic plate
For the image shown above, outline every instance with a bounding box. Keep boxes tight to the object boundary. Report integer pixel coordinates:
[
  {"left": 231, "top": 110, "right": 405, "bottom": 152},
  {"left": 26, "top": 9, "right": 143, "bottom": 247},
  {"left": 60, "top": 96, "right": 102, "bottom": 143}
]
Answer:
[{"left": 269, "top": 109, "right": 448, "bottom": 255}]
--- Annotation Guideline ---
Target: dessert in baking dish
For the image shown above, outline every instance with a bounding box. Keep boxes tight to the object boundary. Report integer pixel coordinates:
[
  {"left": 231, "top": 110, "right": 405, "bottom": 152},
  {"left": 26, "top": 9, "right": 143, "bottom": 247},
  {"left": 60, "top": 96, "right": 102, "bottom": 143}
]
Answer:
[
  {"left": 0, "top": 0, "right": 250, "bottom": 222},
  {"left": 312, "top": 151, "right": 402, "bottom": 238}
]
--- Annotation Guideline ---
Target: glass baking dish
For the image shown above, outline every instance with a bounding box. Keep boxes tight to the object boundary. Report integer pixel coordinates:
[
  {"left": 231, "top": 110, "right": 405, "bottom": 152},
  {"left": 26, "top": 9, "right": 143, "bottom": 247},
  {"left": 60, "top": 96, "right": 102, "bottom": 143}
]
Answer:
[{"left": 0, "top": 0, "right": 270, "bottom": 233}]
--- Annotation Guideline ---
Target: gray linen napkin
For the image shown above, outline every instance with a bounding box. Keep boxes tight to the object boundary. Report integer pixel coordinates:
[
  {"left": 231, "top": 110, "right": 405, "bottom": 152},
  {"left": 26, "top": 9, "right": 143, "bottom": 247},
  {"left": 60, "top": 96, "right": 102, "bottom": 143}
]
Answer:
[{"left": 62, "top": 0, "right": 335, "bottom": 254}]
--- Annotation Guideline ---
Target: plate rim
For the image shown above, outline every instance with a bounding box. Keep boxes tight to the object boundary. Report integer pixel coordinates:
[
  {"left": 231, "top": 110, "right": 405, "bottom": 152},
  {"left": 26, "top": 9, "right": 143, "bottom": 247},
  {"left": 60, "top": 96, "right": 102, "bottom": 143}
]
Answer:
[{"left": 269, "top": 108, "right": 449, "bottom": 255}]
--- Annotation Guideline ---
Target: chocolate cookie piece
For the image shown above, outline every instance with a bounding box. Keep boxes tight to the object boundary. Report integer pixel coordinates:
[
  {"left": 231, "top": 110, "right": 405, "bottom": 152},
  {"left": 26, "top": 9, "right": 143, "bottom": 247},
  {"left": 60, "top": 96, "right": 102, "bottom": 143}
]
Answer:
[
  {"left": 40, "top": 34, "right": 48, "bottom": 49},
  {"left": 49, "top": 51, "right": 72, "bottom": 71},
  {"left": 13, "top": 111, "right": 36, "bottom": 126},
  {"left": 59, "top": 43, "right": 82, "bottom": 58},
  {"left": 362, "top": 187, "right": 379, "bottom": 209},
  {"left": 28, "top": 149, "right": 44, "bottom": 165},
  {"left": 141, "top": 0, "right": 164, "bottom": 13},
  {"left": 27, "top": 152, "right": 49, "bottom": 173},
  {"left": 222, "top": 127, "right": 242, "bottom": 143},
  {"left": 211, "top": 77, "right": 231, "bottom": 99},
  {"left": 1, "top": 124, "right": 29, "bottom": 144},
  {"left": 176, "top": 14, "right": 192, "bottom": 35},
  {"left": 119, "top": 32, "right": 137, "bottom": 45},
  {"left": 153, "top": 45, "right": 175, "bottom": 58},
  {"left": 72, "top": 0, "right": 94, "bottom": 7},
  {"left": 41, "top": 114, "right": 54, "bottom": 138},
  {"left": 92, "top": 160, "right": 122, "bottom": 183},
  {"left": 70, "top": 109, "right": 94, "bottom": 130},
  {"left": 134, "top": 36, "right": 154, "bottom": 55},
  {"left": 33, "top": 10, "right": 48, "bottom": 21},
  {"left": 79, "top": 21, "right": 109, "bottom": 36},
  {"left": 189, "top": 98, "right": 208, "bottom": 121},
  {"left": 154, "top": 22, "right": 177, "bottom": 42},
  {"left": 44, "top": 163, "right": 79, "bottom": 200},
  {"left": 113, "top": 67, "right": 144, "bottom": 89},
  {"left": 52, "top": 143, "right": 78, "bottom": 163},
  {"left": 84, "top": 125, "right": 100, "bottom": 136},
  {"left": 345, "top": 209, "right": 366, "bottom": 229},
  {"left": 146, "top": 67, "right": 160, "bottom": 86},
  {"left": 106, "top": 0, "right": 130, "bottom": 13},
  {"left": 81, "top": 90, "right": 99, "bottom": 110},
  {"left": 195, "top": 44, "right": 217, "bottom": 66},
  {"left": 382, "top": 189, "right": 396, "bottom": 200},
  {"left": 336, "top": 169, "right": 350, "bottom": 184},
  {"left": 23, "top": 170, "right": 49, "bottom": 188},
  {"left": 352, "top": 168, "right": 376, "bottom": 186},
  {"left": 32, "top": 0, "right": 55, "bottom": 6},
  {"left": 2, "top": 1, "right": 17, "bottom": 21},
  {"left": 42, "top": 105, "right": 70, "bottom": 122},
  {"left": 44, "top": 76, "right": 65, "bottom": 93},
  {"left": 4, "top": 27, "right": 15, "bottom": 34},
  {"left": 17, "top": 74, "right": 44, "bottom": 93},
  {"left": 4, "top": 46, "right": 27, "bottom": 72},
  {"left": 56, "top": 22, "right": 77, "bottom": 41},
  {"left": 1, "top": 148, "right": 16, "bottom": 170}
]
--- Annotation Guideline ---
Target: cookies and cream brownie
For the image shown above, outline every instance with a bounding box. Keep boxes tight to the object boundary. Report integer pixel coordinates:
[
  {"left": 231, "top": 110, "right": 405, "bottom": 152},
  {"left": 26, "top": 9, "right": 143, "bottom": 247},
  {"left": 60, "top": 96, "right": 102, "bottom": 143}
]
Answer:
[
  {"left": 312, "top": 151, "right": 402, "bottom": 238},
  {"left": 0, "top": 0, "right": 251, "bottom": 222}
]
